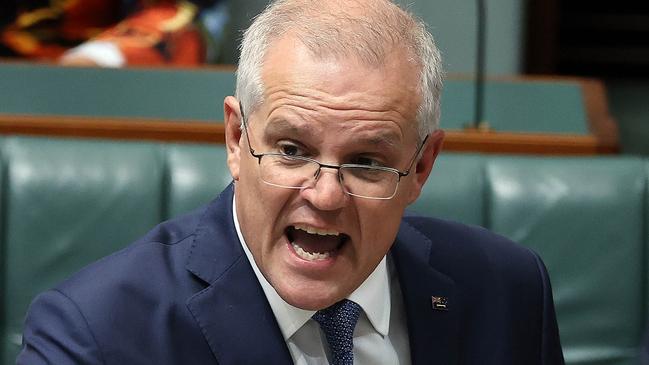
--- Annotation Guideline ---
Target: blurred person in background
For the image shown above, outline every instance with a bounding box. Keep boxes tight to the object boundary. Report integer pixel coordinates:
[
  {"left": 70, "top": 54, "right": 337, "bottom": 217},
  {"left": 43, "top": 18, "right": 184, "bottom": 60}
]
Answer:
[{"left": 0, "top": 0, "right": 229, "bottom": 66}]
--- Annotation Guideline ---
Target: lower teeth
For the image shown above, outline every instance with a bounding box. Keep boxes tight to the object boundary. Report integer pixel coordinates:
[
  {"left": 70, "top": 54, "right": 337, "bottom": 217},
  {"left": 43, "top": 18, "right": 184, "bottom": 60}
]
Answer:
[{"left": 292, "top": 243, "right": 331, "bottom": 261}]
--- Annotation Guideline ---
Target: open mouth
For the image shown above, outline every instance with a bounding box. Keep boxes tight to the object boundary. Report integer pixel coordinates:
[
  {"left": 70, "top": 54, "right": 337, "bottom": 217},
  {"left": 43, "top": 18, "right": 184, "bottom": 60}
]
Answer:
[{"left": 286, "top": 224, "right": 349, "bottom": 261}]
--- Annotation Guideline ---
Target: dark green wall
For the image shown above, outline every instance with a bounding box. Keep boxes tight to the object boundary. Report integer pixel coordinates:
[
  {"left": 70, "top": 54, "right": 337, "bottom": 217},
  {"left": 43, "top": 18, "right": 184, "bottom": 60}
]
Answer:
[
  {"left": 220, "top": 0, "right": 526, "bottom": 75},
  {"left": 607, "top": 81, "right": 649, "bottom": 155}
]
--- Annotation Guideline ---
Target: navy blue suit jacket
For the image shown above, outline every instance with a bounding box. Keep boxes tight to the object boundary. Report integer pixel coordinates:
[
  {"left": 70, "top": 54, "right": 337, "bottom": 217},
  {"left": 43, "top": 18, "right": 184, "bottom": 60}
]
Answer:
[{"left": 18, "top": 184, "right": 564, "bottom": 364}]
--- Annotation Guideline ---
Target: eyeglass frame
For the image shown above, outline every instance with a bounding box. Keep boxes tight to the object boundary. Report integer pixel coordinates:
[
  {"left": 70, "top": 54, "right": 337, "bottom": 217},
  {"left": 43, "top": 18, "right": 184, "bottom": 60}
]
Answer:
[{"left": 238, "top": 102, "right": 429, "bottom": 200}]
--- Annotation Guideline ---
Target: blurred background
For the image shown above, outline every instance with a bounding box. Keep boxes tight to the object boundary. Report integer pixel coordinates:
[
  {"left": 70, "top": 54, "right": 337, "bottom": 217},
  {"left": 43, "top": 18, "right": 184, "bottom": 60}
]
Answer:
[{"left": 2, "top": 0, "right": 646, "bottom": 154}]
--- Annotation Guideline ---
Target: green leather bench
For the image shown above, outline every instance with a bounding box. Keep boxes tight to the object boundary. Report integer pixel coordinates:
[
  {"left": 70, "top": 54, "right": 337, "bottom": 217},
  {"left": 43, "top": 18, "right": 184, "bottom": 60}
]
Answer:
[{"left": 0, "top": 136, "right": 645, "bottom": 364}]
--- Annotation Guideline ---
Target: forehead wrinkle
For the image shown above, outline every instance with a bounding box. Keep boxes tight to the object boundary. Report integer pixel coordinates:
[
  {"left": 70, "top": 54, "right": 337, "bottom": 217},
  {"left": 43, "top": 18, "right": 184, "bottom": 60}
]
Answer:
[
  {"left": 263, "top": 71, "right": 416, "bottom": 117},
  {"left": 265, "top": 92, "right": 414, "bottom": 131},
  {"left": 342, "top": 121, "right": 403, "bottom": 148},
  {"left": 263, "top": 92, "right": 410, "bottom": 128},
  {"left": 263, "top": 117, "right": 316, "bottom": 136},
  {"left": 261, "top": 98, "right": 413, "bottom": 148}
]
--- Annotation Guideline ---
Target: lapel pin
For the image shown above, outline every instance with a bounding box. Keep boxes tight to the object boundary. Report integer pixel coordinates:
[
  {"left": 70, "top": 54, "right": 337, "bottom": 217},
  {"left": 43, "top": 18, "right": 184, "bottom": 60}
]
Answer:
[{"left": 431, "top": 296, "right": 449, "bottom": 311}]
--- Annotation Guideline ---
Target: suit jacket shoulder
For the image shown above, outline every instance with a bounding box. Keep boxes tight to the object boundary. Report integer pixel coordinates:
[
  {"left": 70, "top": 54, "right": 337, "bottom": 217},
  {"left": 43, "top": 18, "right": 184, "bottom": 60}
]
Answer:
[
  {"left": 401, "top": 213, "right": 543, "bottom": 286},
  {"left": 18, "top": 191, "right": 234, "bottom": 365},
  {"left": 18, "top": 185, "right": 292, "bottom": 365},
  {"left": 393, "top": 213, "right": 564, "bottom": 365}
]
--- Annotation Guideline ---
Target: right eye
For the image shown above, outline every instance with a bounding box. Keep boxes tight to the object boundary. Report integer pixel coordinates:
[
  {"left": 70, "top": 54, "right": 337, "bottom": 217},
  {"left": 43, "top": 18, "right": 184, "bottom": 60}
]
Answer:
[
  {"left": 278, "top": 142, "right": 306, "bottom": 157},
  {"left": 350, "top": 156, "right": 383, "bottom": 168}
]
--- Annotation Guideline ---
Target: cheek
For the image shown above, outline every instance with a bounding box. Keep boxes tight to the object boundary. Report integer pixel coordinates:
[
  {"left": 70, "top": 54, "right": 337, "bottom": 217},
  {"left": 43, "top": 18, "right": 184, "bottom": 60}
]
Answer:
[
  {"left": 238, "top": 155, "right": 257, "bottom": 182},
  {"left": 236, "top": 165, "right": 290, "bottom": 244},
  {"left": 357, "top": 202, "right": 405, "bottom": 258},
  {"left": 235, "top": 164, "right": 270, "bottom": 241}
]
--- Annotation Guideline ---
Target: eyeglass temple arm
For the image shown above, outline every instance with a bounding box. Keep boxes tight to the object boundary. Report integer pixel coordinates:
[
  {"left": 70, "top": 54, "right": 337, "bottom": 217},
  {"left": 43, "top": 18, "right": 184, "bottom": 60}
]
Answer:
[
  {"left": 400, "top": 134, "right": 430, "bottom": 177},
  {"left": 238, "top": 101, "right": 261, "bottom": 158}
]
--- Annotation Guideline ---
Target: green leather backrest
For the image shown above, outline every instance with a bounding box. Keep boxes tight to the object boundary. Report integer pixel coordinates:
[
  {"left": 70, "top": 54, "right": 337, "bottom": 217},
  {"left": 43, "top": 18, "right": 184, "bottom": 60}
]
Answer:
[
  {"left": 409, "top": 153, "right": 486, "bottom": 226},
  {"left": 0, "top": 138, "right": 233, "bottom": 363},
  {"left": 0, "top": 138, "right": 166, "bottom": 363},
  {"left": 416, "top": 154, "right": 646, "bottom": 365},
  {"left": 0, "top": 137, "right": 646, "bottom": 365},
  {"left": 486, "top": 157, "right": 646, "bottom": 365},
  {"left": 164, "top": 144, "right": 231, "bottom": 219},
  {"left": 646, "top": 162, "right": 649, "bottom": 328}
]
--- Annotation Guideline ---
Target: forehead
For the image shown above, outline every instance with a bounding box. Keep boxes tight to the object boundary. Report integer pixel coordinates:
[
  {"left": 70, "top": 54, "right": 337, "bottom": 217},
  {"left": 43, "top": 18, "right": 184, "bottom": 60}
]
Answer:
[{"left": 256, "top": 35, "right": 421, "bottom": 141}]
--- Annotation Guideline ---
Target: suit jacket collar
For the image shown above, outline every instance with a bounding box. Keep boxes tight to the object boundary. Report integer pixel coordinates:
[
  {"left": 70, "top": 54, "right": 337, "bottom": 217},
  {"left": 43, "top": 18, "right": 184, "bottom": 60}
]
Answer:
[
  {"left": 185, "top": 184, "right": 294, "bottom": 365},
  {"left": 184, "top": 185, "right": 459, "bottom": 365},
  {"left": 391, "top": 219, "right": 461, "bottom": 365}
]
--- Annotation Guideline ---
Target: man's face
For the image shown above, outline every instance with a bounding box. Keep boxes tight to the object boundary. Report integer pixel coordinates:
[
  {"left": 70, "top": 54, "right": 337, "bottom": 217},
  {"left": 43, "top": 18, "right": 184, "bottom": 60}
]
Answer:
[{"left": 225, "top": 35, "right": 443, "bottom": 310}]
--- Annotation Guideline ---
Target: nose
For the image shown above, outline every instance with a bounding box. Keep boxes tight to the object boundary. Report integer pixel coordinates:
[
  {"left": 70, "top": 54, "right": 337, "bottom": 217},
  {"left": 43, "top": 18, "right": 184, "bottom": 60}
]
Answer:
[{"left": 301, "top": 168, "right": 348, "bottom": 211}]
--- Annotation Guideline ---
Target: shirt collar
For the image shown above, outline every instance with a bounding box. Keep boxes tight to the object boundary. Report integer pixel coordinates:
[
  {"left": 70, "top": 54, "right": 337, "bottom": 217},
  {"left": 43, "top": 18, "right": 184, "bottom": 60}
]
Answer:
[{"left": 232, "top": 195, "right": 391, "bottom": 340}]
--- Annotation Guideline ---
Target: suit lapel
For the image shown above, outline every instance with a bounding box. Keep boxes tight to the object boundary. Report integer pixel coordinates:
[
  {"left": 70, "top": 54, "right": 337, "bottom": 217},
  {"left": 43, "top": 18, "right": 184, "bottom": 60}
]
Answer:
[
  {"left": 185, "top": 185, "right": 293, "bottom": 365},
  {"left": 391, "top": 220, "right": 461, "bottom": 365},
  {"left": 183, "top": 185, "right": 461, "bottom": 364}
]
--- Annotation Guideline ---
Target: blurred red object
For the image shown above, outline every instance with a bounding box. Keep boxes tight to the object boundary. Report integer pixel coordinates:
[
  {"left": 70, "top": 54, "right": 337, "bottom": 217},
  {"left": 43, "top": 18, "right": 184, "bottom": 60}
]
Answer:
[{"left": 1, "top": 0, "right": 207, "bottom": 65}]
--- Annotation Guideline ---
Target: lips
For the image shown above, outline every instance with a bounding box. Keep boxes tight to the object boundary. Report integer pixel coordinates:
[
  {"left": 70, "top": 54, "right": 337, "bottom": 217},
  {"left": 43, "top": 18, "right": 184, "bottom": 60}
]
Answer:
[{"left": 286, "top": 224, "right": 349, "bottom": 261}]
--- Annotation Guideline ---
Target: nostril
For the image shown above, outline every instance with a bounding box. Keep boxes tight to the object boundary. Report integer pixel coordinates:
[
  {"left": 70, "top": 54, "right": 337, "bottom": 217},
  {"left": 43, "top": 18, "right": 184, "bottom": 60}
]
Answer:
[{"left": 301, "top": 172, "right": 349, "bottom": 210}]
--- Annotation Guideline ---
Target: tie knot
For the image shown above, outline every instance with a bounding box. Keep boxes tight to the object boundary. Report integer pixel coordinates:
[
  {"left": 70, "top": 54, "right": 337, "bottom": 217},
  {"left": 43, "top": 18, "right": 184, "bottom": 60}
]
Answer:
[{"left": 312, "top": 299, "right": 362, "bottom": 365}]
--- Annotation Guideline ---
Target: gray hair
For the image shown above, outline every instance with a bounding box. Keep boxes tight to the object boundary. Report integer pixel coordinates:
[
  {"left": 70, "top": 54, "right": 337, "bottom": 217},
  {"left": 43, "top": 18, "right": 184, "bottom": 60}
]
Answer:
[{"left": 235, "top": 0, "right": 443, "bottom": 139}]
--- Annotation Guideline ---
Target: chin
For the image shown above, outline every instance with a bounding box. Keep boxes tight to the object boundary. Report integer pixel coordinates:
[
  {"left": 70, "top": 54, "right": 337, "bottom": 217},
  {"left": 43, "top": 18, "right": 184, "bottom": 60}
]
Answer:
[{"left": 274, "top": 280, "right": 349, "bottom": 311}]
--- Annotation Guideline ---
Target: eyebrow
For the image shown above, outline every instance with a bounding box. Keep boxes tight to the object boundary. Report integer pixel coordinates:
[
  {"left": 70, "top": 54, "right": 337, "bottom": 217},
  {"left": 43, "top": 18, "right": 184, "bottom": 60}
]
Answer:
[
  {"left": 263, "top": 118, "right": 311, "bottom": 137},
  {"left": 362, "top": 132, "right": 401, "bottom": 150},
  {"left": 262, "top": 118, "right": 403, "bottom": 152}
]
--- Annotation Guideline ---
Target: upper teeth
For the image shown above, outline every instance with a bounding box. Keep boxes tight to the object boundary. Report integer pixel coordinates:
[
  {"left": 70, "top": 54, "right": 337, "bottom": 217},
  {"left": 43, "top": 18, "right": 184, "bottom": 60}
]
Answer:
[{"left": 293, "top": 224, "right": 340, "bottom": 236}]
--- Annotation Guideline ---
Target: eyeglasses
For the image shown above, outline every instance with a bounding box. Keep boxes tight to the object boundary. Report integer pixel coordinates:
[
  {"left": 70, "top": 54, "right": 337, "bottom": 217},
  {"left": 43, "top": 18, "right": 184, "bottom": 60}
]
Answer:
[{"left": 239, "top": 103, "right": 428, "bottom": 200}]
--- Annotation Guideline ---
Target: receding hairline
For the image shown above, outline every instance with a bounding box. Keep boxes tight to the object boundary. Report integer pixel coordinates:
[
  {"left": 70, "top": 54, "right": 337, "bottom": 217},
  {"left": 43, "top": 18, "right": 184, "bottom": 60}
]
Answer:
[
  {"left": 243, "top": 0, "right": 424, "bottom": 104},
  {"left": 257, "top": 32, "right": 424, "bottom": 137},
  {"left": 236, "top": 0, "right": 443, "bottom": 138}
]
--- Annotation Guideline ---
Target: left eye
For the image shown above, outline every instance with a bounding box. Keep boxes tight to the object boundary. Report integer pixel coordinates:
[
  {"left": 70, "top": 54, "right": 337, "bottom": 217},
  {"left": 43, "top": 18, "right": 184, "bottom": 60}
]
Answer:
[
  {"left": 278, "top": 143, "right": 306, "bottom": 157},
  {"left": 351, "top": 156, "right": 383, "bottom": 167}
]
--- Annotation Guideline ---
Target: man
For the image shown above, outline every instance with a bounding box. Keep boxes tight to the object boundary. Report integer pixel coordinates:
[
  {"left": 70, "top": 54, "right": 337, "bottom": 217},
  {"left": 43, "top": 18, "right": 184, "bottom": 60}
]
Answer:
[{"left": 18, "top": 0, "right": 565, "bottom": 364}]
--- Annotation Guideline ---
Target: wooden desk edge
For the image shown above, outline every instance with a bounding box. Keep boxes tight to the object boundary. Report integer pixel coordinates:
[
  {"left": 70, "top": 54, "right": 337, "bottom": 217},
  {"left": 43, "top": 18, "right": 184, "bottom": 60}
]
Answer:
[
  {"left": 445, "top": 74, "right": 620, "bottom": 146},
  {"left": 0, "top": 114, "right": 618, "bottom": 155},
  {"left": 0, "top": 114, "right": 226, "bottom": 144},
  {"left": 443, "top": 130, "right": 618, "bottom": 155}
]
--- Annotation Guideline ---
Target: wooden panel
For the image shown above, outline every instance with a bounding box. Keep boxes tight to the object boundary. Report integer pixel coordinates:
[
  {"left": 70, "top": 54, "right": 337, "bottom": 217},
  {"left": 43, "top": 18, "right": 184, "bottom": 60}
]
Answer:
[
  {"left": 446, "top": 74, "right": 618, "bottom": 144},
  {"left": 0, "top": 113, "right": 618, "bottom": 155},
  {"left": 506, "top": 75, "right": 618, "bottom": 145},
  {"left": 525, "top": 1, "right": 649, "bottom": 78},
  {"left": 524, "top": 0, "right": 560, "bottom": 74},
  {"left": 0, "top": 61, "right": 237, "bottom": 121},
  {"left": 0, "top": 70, "right": 621, "bottom": 154},
  {"left": 0, "top": 114, "right": 225, "bottom": 144},
  {"left": 443, "top": 130, "right": 618, "bottom": 155},
  {"left": 444, "top": 74, "right": 619, "bottom": 155}
]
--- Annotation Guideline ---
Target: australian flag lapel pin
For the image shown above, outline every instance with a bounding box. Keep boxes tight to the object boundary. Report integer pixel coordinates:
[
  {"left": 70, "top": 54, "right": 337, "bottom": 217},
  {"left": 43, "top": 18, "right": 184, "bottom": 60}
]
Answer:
[{"left": 431, "top": 296, "right": 449, "bottom": 311}]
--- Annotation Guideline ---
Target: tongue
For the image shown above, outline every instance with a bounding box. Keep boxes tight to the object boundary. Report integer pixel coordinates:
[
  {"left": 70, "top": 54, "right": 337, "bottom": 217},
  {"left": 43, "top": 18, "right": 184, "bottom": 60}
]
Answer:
[{"left": 290, "top": 229, "right": 342, "bottom": 253}]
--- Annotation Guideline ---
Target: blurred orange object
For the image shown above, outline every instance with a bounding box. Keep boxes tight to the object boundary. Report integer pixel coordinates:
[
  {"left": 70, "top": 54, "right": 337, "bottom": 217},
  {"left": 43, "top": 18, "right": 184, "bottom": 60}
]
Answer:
[{"left": 1, "top": 0, "right": 212, "bottom": 65}]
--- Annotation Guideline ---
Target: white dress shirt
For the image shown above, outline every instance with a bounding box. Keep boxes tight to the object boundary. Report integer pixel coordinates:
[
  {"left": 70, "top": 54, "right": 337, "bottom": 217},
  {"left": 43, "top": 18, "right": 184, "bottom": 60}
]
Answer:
[{"left": 233, "top": 197, "right": 411, "bottom": 364}]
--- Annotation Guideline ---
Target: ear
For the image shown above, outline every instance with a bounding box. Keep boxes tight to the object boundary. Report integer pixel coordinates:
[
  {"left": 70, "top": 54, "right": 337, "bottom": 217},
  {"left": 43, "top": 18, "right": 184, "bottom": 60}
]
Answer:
[
  {"left": 224, "top": 96, "right": 243, "bottom": 181},
  {"left": 406, "top": 129, "right": 445, "bottom": 204}
]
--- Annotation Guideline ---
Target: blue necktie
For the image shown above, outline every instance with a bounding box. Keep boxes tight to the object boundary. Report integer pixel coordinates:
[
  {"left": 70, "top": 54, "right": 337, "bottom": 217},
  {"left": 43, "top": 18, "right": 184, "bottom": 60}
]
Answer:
[{"left": 312, "top": 299, "right": 362, "bottom": 365}]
